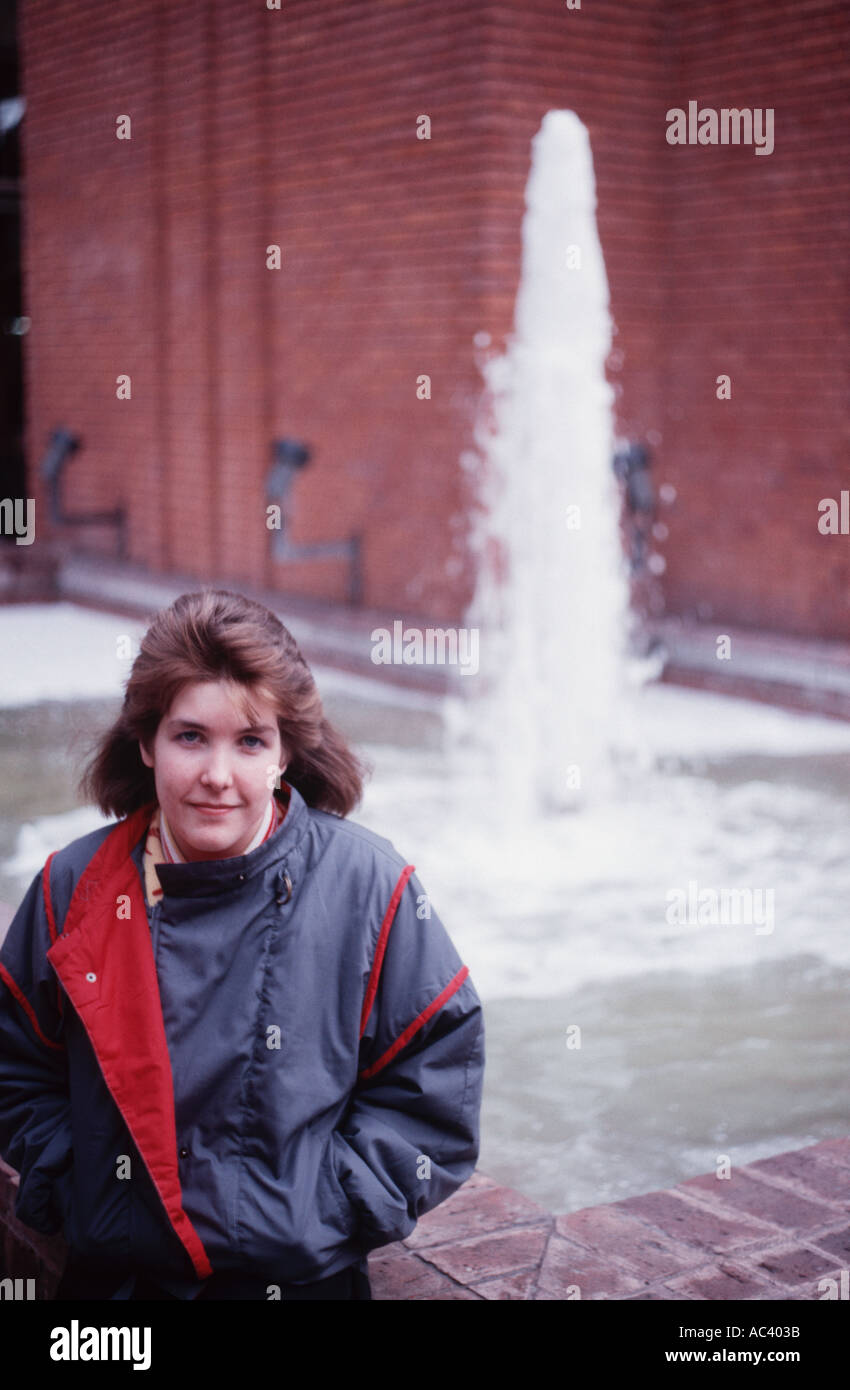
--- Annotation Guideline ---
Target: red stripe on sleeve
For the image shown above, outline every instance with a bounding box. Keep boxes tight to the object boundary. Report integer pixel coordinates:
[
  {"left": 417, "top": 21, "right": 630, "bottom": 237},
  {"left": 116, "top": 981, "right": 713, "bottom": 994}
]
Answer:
[
  {"left": 42, "top": 851, "right": 64, "bottom": 1018},
  {"left": 358, "top": 963, "right": 469, "bottom": 1081},
  {"left": 358, "top": 864, "right": 415, "bottom": 1039},
  {"left": 42, "top": 852, "right": 58, "bottom": 944},
  {"left": 0, "top": 960, "right": 65, "bottom": 1053}
]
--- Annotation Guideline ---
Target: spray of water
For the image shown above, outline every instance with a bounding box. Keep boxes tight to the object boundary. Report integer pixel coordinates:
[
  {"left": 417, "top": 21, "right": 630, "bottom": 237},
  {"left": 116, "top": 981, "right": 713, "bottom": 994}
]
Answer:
[{"left": 455, "top": 111, "right": 644, "bottom": 817}]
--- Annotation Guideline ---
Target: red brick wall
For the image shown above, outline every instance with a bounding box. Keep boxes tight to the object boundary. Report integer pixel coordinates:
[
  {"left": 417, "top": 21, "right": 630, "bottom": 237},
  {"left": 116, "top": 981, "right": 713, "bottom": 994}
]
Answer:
[
  {"left": 469, "top": 0, "right": 848, "bottom": 641},
  {"left": 659, "top": 0, "right": 850, "bottom": 640},
  {"left": 16, "top": 1, "right": 848, "bottom": 633},
  {"left": 19, "top": 0, "right": 494, "bottom": 617}
]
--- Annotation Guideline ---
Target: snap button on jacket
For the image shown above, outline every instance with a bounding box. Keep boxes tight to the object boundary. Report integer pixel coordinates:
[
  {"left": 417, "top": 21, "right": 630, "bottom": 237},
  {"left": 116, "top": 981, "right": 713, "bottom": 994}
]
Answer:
[{"left": 0, "top": 784, "right": 485, "bottom": 1294}]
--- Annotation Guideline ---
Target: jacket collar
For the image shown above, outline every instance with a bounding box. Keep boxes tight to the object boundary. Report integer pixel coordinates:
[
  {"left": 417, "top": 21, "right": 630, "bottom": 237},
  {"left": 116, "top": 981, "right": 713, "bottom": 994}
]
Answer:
[{"left": 151, "top": 781, "right": 309, "bottom": 900}]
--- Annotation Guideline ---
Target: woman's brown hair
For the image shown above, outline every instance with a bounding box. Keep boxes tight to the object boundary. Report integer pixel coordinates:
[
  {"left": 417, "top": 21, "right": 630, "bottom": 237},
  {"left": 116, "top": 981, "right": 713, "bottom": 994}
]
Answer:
[{"left": 79, "top": 589, "right": 367, "bottom": 818}]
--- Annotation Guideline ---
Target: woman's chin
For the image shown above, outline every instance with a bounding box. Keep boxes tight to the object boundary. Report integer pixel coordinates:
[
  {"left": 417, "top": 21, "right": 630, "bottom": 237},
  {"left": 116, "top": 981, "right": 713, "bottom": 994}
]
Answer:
[{"left": 177, "top": 827, "right": 242, "bottom": 860}]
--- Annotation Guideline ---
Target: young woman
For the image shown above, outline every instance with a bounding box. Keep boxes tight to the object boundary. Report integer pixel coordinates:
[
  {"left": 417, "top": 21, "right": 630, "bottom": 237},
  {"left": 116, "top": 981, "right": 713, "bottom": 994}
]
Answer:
[{"left": 0, "top": 589, "right": 485, "bottom": 1300}]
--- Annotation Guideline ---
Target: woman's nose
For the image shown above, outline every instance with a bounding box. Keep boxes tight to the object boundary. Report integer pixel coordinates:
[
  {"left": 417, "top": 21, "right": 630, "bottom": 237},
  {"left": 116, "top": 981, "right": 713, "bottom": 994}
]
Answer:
[{"left": 200, "top": 750, "right": 234, "bottom": 787}]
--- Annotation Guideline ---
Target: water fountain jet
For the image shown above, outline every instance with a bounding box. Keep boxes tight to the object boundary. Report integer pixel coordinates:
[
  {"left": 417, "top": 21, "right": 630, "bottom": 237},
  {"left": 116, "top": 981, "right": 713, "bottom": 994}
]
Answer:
[{"left": 456, "top": 110, "right": 644, "bottom": 819}]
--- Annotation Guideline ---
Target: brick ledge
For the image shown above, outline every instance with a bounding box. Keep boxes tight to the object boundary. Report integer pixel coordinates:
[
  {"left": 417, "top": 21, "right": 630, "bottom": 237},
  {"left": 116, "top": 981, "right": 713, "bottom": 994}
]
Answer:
[{"left": 2, "top": 1138, "right": 848, "bottom": 1300}]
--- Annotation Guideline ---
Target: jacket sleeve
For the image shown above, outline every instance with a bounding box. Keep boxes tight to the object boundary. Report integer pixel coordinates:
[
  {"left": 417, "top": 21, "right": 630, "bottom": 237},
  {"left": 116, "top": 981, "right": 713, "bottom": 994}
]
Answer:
[
  {"left": 333, "top": 866, "right": 485, "bottom": 1252},
  {"left": 0, "top": 865, "right": 74, "bottom": 1235}
]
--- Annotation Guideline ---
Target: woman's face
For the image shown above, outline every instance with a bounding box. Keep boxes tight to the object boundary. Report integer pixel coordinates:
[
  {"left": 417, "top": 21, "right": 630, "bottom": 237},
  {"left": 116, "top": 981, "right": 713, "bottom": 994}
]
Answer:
[{"left": 139, "top": 678, "right": 286, "bottom": 862}]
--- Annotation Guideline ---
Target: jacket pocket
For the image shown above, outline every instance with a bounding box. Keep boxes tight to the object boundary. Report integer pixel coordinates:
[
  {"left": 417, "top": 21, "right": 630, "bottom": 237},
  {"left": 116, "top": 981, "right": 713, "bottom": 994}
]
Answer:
[
  {"left": 15, "top": 1131, "right": 74, "bottom": 1238},
  {"left": 326, "top": 1130, "right": 358, "bottom": 1230},
  {"left": 234, "top": 1131, "right": 361, "bottom": 1281},
  {"left": 51, "top": 1161, "right": 75, "bottom": 1239},
  {"left": 62, "top": 1128, "right": 131, "bottom": 1261}
]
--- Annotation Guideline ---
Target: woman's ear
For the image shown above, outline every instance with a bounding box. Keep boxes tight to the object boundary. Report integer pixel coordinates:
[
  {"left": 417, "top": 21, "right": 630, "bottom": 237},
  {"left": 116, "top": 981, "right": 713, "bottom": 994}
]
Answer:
[{"left": 139, "top": 739, "right": 153, "bottom": 769}]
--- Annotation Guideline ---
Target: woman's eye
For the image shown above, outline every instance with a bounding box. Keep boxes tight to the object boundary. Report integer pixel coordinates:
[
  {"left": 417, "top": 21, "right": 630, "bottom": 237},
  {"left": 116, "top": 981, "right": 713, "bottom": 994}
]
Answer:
[{"left": 175, "top": 730, "right": 265, "bottom": 748}]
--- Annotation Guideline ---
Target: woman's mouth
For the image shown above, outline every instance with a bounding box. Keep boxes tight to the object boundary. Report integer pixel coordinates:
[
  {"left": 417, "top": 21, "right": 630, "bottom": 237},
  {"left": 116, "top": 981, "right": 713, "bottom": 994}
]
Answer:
[{"left": 191, "top": 804, "right": 238, "bottom": 815}]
